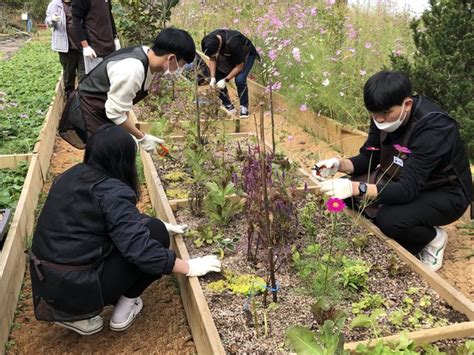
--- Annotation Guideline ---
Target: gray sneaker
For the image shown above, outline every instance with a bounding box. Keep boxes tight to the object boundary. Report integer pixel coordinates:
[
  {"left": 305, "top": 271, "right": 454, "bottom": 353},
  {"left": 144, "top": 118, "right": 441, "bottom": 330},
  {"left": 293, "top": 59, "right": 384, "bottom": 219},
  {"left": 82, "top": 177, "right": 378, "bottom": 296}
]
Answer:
[
  {"left": 56, "top": 315, "right": 103, "bottom": 336},
  {"left": 224, "top": 104, "right": 236, "bottom": 114},
  {"left": 110, "top": 297, "right": 143, "bottom": 332},
  {"left": 419, "top": 226, "right": 448, "bottom": 272}
]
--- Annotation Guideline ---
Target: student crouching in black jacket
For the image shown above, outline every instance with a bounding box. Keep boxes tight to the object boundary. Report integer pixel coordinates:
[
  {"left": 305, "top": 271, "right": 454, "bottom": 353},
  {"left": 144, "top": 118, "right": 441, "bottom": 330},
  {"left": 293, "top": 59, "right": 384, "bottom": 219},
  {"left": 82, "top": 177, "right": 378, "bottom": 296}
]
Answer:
[
  {"left": 29, "top": 124, "right": 221, "bottom": 335},
  {"left": 314, "top": 71, "right": 472, "bottom": 273}
]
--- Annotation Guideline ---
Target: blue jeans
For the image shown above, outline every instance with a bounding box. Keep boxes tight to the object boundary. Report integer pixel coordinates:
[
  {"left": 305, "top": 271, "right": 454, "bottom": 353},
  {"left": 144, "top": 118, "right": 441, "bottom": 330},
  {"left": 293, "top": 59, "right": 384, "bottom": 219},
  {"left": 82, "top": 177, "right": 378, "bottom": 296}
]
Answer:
[{"left": 216, "top": 53, "right": 256, "bottom": 108}]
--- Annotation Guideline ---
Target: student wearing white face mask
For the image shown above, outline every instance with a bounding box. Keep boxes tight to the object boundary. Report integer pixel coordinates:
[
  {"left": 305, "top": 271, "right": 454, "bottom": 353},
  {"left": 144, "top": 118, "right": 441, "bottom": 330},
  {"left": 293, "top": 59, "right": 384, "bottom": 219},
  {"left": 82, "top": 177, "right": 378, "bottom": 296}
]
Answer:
[
  {"left": 313, "top": 71, "right": 472, "bottom": 272},
  {"left": 59, "top": 27, "right": 195, "bottom": 151}
]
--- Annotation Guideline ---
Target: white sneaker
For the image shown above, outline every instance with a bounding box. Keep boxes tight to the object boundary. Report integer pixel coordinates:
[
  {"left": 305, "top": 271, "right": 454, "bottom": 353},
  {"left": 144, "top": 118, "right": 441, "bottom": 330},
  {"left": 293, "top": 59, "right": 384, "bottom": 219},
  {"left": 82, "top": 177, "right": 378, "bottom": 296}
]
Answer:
[
  {"left": 240, "top": 106, "right": 249, "bottom": 118},
  {"left": 56, "top": 315, "right": 103, "bottom": 336},
  {"left": 419, "top": 226, "right": 448, "bottom": 272},
  {"left": 109, "top": 297, "right": 143, "bottom": 332},
  {"left": 224, "top": 104, "right": 237, "bottom": 114}
]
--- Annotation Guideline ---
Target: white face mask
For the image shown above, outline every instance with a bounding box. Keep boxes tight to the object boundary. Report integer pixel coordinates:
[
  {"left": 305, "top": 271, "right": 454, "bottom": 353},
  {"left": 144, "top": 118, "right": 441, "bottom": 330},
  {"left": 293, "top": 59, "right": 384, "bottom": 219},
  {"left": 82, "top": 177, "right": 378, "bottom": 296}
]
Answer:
[
  {"left": 373, "top": 100, "right": 409, "bottom": 133},
  {"left": 163, "top": 56, "right": 183, "bottom": 78}
]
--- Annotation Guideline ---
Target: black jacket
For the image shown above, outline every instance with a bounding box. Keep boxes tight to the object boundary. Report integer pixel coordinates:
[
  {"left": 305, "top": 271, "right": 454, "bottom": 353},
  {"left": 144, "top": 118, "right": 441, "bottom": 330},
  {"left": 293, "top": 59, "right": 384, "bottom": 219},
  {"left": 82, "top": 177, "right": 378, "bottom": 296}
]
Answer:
[
  {"left": 30, "top": 163, "right": 175, "bottom": 320},
  {"left": 349, "top": 96, "right": 472, "bottom": 206}
]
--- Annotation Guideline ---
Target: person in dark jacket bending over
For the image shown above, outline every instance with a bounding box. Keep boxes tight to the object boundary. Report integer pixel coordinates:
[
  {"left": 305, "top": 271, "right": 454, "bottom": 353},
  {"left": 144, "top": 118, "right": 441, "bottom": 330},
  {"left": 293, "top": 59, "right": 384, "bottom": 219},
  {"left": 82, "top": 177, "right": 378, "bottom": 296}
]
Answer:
[
  {"left": 314, "top": 71, "right": 472, "bottom": 272},
  {"left": 72, "top": 0, "right": 120, "bottom": 73},
  {"left": 59, "top": 27, "right": 195, "bottom": 151},
  {"left": 29, "top": 125, "right": 221, "bottom": 335},
  {"left": 201, "top": 29, "right": 259, "bottom": 118}
]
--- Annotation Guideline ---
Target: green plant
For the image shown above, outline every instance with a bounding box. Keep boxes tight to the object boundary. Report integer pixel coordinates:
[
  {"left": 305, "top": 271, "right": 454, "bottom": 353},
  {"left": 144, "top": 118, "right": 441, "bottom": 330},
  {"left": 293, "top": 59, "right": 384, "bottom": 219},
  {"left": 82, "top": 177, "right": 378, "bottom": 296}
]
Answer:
[
  {"left": 387, "top": 308, "right": 406, "bottom": 328},
  {"left": 285, "top": 317, "right": 347, "bottom": 355},
  {"left": 203, "top": 181, "right": 242, "bottom": 226},
  {"left": 207, "top": 271, "right": 267, "bottom": 296},
  {"left": 351, "top": 293, "right": 387, "bottom": 315},
  {"left": 456, "top": 340, "right": 474, "bottom": 355},
  {"left": 300, "top": 200, "right": 318, "bottom": 238},
  {"left": 0, "top": 161, "right": 28, "bottom": 209},
  {"left": 186, "top": 224, "right": 222, "bottom": 248},
  {"left": 340, "top": 258, "right": 371, "bottom": 291},
  {"left": 350, "top": 308, "right": 385, "bottom": 338},
  {"left": 390, "top": 0, "right": 473, "bottom": 161},
  {"left": 311, "top": 298, "right": 346, "bottom": 326},
  {"left": 216, "top": 235, "right": 240, "bottom": 258}
]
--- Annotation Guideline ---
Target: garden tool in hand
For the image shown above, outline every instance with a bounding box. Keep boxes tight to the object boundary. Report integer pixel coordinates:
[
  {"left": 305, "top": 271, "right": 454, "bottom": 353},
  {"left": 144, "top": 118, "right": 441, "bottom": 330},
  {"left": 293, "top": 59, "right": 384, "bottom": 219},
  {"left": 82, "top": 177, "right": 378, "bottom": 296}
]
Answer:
[
  {"left": 137, "top": 134, "right": 164, "bottom": 153},
  {"left": 157, "top": 143, "right": 176, "bottom": 161},
  {"left": 312, "top": 158, "right": 340, "bottom": 180}
]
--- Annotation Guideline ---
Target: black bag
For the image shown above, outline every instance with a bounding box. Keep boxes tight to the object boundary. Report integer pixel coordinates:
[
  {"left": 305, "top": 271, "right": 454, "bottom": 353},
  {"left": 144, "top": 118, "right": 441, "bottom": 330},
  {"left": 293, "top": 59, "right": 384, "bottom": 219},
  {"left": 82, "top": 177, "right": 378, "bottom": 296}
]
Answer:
[{"left": 58, "top": 90, "right": 87, "bottom": 149}]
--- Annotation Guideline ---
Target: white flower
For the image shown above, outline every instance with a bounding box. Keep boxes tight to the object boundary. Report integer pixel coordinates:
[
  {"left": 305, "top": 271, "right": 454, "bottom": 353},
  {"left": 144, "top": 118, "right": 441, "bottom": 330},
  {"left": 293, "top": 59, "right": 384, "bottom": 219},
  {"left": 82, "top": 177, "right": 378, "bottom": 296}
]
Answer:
[
  {"left": 339, "top": 91, "right": 345, "bottom": 96},
  {"left": 322, "top": 79, "right": 330, "bottom": 86}
]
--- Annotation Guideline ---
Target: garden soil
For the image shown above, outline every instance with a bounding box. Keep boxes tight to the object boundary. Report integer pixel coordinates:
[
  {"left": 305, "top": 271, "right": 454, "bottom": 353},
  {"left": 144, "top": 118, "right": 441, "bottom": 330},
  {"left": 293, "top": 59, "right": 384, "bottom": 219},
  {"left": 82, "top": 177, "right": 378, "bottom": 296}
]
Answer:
[
  {"left": 7, "top": 137, "right": 196, "bottom": 354},
  {"left": 0, "top": 34, "right": 30, "bottom": 60}
]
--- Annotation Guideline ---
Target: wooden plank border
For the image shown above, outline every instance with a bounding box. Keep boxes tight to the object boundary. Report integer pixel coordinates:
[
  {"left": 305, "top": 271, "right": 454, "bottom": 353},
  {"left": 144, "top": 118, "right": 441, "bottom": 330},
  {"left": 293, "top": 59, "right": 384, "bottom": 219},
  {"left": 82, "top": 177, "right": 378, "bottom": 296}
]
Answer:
[
  {"left": 0, "top": 154, "right": 32, "bottom": 169},
  {"left": 0, "top": 76, "right": 64, "bottom": 354}
]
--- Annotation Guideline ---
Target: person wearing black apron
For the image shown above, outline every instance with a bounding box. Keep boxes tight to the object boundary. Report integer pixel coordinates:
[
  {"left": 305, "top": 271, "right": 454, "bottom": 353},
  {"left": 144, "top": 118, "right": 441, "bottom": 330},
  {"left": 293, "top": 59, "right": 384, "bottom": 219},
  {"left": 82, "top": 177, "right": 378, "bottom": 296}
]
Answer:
[
  {"left": 28, "top": 125, "right": 221, "bottom": 335},
  {"left": 201, "top": 29, "right": 260, "bottom": 118},
  {"left": 59, "top": 27, "right": 195, "bottom": 151},
  {"left": 314, "top": 71, "right": 472, "bottom": 272}
]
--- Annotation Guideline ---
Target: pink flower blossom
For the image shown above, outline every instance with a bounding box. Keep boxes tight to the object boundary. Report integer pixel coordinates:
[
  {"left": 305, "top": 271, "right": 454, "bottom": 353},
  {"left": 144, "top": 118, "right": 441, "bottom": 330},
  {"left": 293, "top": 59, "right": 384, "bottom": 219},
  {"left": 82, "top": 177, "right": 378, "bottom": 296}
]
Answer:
[
  {"left": 292, "top": 47, "right": 301, "bottom": 62},
  {"left": 327, "top": 197, "right": 346, "bottom": 213},
  {"left": 319, "top": 28, "right": 327, "bottom": 35},
  {"left": 300, "top": 104, "right": 308, "bottom": 111},
  {"left": 335, "top": 49, "right": 342, "bottom": 56},
  {"left": 268, "top": 49, "right": 278, "bottom": 61},
  {"left": 326, "top": 0, "right": 336, "bottom": 5},
  {"left": 297, "top": 22, "right": 304, "bottom": 29},
  {"left": 280, "top": 39, "right": 291, "bottom": 47},
  {"left": 288, "top": 135, "right": 294, "bottom": 141},
  {"left": 365, "top": 146, "right": 380, "bottom": 151},
  {"left": 364, "top": 42, "right": 372, "bottom": 49},
  {"left": 359, "top": 69, "right": 367, "bottom": 76},
  {"left": 233, "top": 19, "right": 239, "bottom": 24},
  {"left": 393, "top": 144, "right": 411, "bottom": 154},
  {"left": 310, "top": 8, "right": 317, "bottom": 16}
]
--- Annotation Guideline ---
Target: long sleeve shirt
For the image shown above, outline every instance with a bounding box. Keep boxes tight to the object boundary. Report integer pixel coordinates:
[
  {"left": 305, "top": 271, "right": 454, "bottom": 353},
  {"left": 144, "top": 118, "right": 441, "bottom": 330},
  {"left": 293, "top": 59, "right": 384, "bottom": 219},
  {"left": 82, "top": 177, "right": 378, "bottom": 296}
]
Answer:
[{"left": 105, "top": 46, "right": 154, "bottom": 125}]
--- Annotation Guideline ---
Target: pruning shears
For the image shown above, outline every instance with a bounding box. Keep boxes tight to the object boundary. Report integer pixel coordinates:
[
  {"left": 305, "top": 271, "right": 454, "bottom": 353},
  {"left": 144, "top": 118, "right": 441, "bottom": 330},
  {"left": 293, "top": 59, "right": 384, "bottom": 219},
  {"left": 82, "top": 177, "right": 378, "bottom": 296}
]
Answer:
[
  {"left": 311, "top": 164, "right": 327, "bottom": 182},
  {"left": 157, "top": 143, "right": 176, "bottom": 161}
]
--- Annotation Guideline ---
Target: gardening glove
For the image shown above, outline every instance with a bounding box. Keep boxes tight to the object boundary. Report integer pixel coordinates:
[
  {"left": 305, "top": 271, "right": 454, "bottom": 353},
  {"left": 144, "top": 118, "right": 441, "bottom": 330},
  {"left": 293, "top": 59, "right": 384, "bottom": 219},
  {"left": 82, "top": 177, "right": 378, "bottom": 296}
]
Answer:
[
  {"left": 209, "top": 77, "right": 216, "bottom": 87},
  {"left": 312, "top": 158, "right": 340, "bottom": 179},
  {"left": 186, "top": 255, "right": 222, "bottom": 277},
  {"left": 137, "top": 134, "right": 165, "bottom": 153},
  {"left": 51, "top": 14, "right": 61, "bottom": 23},
  {"left": 216, "top": 78, "right": 227, "bottom": 89},
  {"left": 318, "top": 178, "right": 353, "bottom": 200},
  {"left": 114, "top": 38, "right": 121, "bottom": 51},
  {"left": 83, "top": 46, "right": 97, "bottom": 58},
  {"left": 163, "top": 221, "right": 188, "bottom": 235}
]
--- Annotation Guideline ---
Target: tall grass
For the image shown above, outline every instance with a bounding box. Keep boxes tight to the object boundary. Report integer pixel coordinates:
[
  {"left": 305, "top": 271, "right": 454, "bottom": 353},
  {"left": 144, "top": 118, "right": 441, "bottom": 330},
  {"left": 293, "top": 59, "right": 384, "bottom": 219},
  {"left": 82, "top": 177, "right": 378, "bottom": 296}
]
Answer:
[{"left": 172, "top": 0, "right": 415, "bottom": 127}]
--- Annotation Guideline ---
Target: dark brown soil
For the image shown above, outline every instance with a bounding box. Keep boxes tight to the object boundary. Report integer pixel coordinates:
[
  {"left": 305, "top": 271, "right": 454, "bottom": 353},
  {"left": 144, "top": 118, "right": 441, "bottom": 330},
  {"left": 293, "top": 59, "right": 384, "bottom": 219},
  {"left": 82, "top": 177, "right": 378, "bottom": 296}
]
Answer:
[{"left": 7, "top": 136, "right": 195, "bottom": 354}]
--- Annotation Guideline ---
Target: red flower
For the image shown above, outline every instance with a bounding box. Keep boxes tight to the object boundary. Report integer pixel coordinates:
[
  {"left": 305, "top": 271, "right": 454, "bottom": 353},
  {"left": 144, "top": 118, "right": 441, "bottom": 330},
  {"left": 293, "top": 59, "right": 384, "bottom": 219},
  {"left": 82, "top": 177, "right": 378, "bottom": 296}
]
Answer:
[
  {"left": 326, "top": 197, "right": 346, "bottom": 213},
  {"left": 393, "top": 144, "right": 411, "bottom": 154},
  {"left": 365, "top": 146, "right": 380, "bottom": 151}
]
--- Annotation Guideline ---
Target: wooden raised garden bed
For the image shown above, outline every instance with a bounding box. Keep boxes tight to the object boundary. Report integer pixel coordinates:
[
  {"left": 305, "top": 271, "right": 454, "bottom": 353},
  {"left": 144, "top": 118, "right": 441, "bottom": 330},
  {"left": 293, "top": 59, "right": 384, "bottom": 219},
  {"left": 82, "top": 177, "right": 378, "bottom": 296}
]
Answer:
[
  {"left": 0, "top": 77, "right": 64, "bottom": 352},
  {"left": 135, "top": 110, "right": 474, "bottom": 353}
]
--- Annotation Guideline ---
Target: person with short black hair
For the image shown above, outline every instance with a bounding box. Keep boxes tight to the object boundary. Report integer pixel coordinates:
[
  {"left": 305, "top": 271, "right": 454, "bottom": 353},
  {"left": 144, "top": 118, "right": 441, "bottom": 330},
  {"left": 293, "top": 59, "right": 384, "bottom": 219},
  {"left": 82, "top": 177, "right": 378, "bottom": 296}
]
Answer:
[
  {"left": 314, "top": 71, "right": 472, "bottom": 272},
  {"left": 29, "top": 125, "right": 221, "bottom": 335},
  {"left": 59, "top": 27, "right": 196, "bottom": 151},
  {"left": 201, "top": 29, "right": 260, "bottom": 118}
]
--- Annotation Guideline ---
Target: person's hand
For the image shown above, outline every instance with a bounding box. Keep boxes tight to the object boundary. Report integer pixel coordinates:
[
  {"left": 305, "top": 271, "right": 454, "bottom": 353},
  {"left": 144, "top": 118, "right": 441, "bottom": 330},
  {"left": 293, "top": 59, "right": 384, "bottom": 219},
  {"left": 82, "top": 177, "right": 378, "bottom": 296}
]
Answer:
[
  {"left": 114, "top": 38, "right": 121, "bottom": 51},
  {"left": 186, "top": 255, "right": 222, "bottom": 277},
  {"left": 318, "top": 178, "right": 353, "bottom": 199},
  {"left": 312, "top": 158, "right": 340, "bottom": 179},
  {"left": 163, "top": 221, "right": 188, "bottom": 235},
  {"left": 209, "top": 77, "right": 216, "bottom": 87},
  {"left": 51, "top": 14, "right": 61, "bottom": 23},
  {"left": 138, "top": 134, "right": 165, "bottom": 152},
  {"left": 83, "top": 46, "right": 97, "bottom": 58},
  {"left": 216, "top": 79, "right": 227, "bottom": 89}
]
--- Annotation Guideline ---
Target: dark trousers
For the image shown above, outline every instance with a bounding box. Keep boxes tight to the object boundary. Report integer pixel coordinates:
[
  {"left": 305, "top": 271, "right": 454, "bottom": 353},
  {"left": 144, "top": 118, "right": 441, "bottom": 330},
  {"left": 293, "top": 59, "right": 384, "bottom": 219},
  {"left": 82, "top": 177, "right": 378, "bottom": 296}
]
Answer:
[
  {"left": 100, "top": 216, "right": 171, "bottom": 305},
  {"left": 216, "top": 53, "right": 256, "bottom": 108},
  {"left": 370, "top": 188, "right": 468, "bottom": 254},
  {"left": 59, "top": 49, "right": 85, "bottom": 97}
]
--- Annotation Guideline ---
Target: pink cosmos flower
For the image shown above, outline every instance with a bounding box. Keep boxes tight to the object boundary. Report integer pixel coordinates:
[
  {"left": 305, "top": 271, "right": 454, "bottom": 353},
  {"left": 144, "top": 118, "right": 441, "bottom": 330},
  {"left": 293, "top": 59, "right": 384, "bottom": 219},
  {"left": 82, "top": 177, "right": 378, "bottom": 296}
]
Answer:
[
  {"left": 292, "top": 47, "right": 301, "bottom": 62},
  {"left": 327, "top": 197, "right": 346, "bottom": 213},
  {"left": 310, "top": 8, "right": 317, "bottom": 16},
  {"left": 300, "top": 104, "right": 308, "bottom": 112},
  {"left": 365, "top": 146, "right": 380, "bottom": 151},
  {"left": 393, "top": 144, "right": 411, "bottom": 154},
  {"left": 365, "top": 42, "right": 372, "bottom": 49}
]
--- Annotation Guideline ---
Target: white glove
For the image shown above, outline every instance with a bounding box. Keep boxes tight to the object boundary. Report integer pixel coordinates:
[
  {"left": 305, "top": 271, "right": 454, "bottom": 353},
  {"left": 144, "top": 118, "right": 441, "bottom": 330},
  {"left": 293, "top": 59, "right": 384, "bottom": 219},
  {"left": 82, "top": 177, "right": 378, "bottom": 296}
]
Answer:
[
  {"left": 312, "top": 158, "right": 340, "bottom": 179},
  {"left": 114, "top": 38, "right": 121, "bottom": 50},
  {"left": 51, "top": 14, "right": 61, "bottom": 23},
  {"left": 137, "top": 134, "right": 165, "bottom": 153},
  {"left": 163, "top": 221, "right": 188, "bottom": 235},
  {"left": 216, "top": 79, "right": 227, "bottom": 89},
  {"left": 318, "top": 178, "right": 353, "bottom": 199},
  {"left": 209, "top": 77, "right": 216, "bottom": 87},
  {"left": 83, "top": 46, "right": 97, "bottom": 58},
  {"left": 186, "top": 255, "right": 222, "bottom": 277}
]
